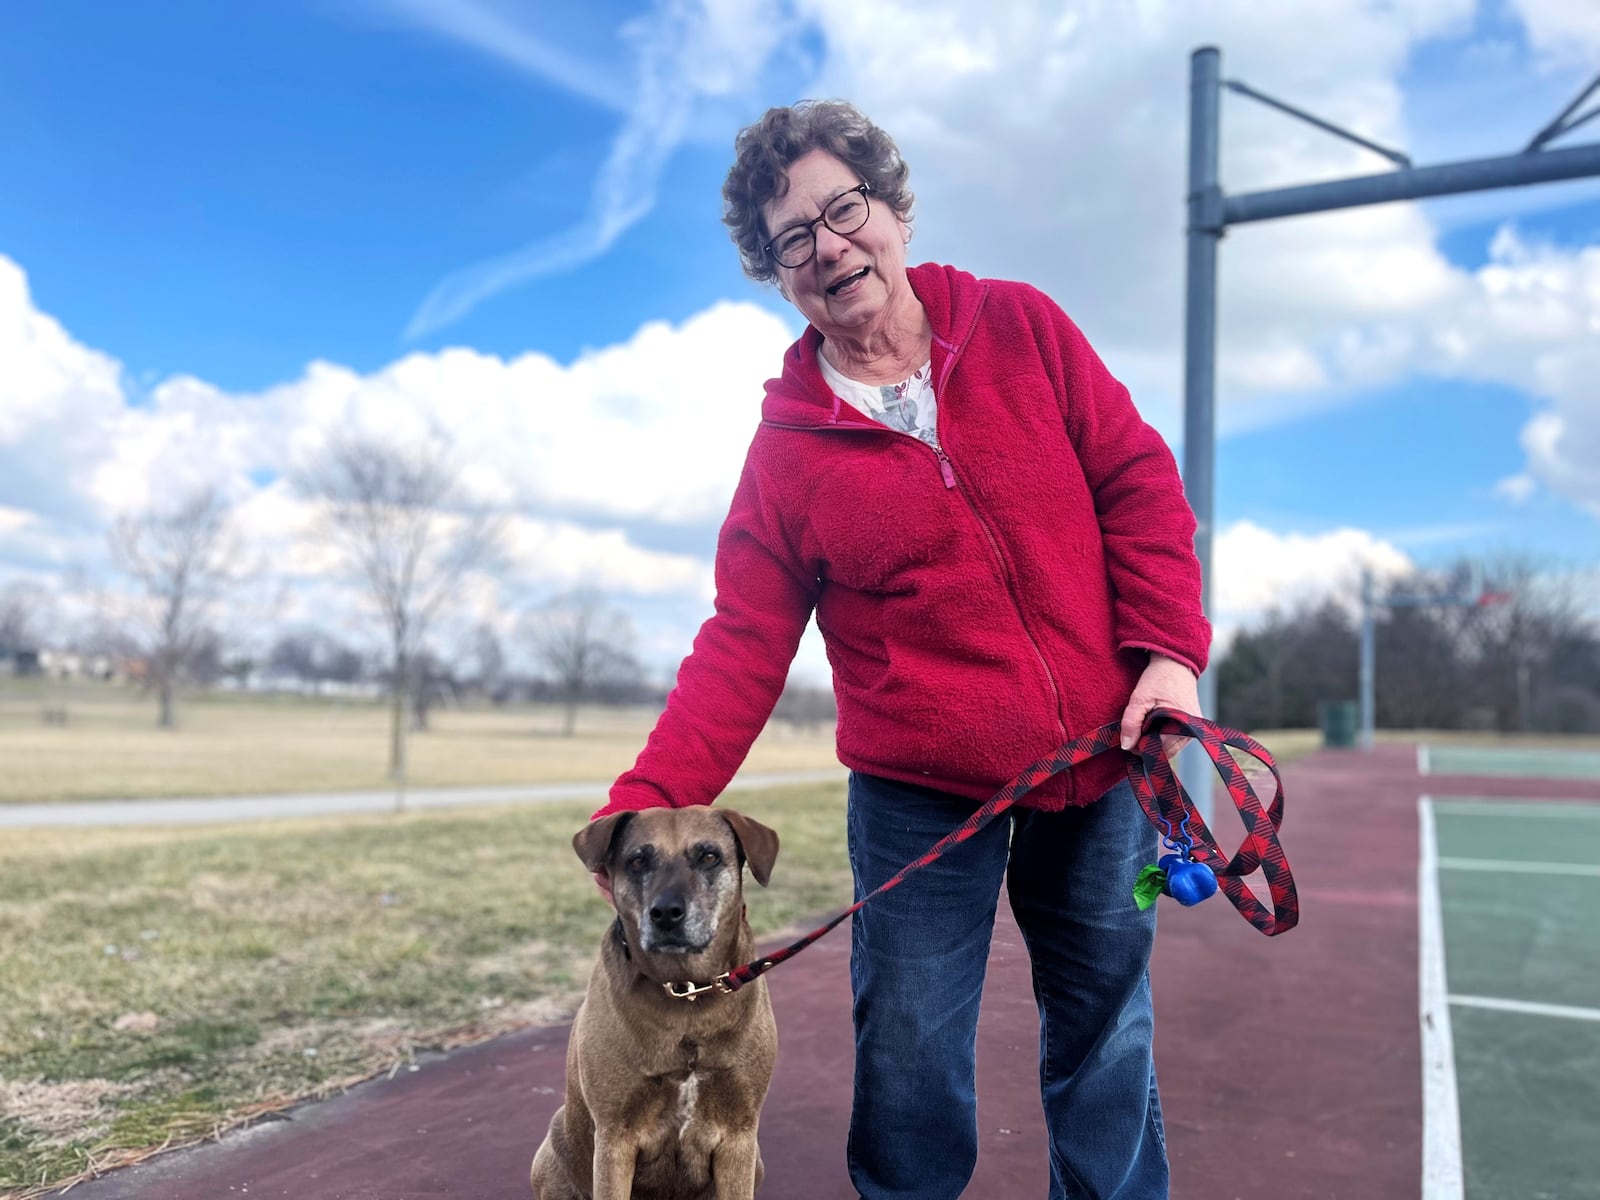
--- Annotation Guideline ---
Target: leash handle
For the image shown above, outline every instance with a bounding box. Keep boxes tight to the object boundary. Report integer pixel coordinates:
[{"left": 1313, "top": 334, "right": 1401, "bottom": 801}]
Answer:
[
  {"left": 719, "top": 711, "right": 1296, "bottom": 994},
  {"left": 1130, "top": 708, "right": 1297, "bottom": 937}
]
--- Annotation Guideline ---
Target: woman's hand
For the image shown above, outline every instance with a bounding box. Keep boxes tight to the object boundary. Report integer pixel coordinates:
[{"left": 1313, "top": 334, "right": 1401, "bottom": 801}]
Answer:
[
  {"left": 1119, "top": 653, "right": 1201, "bottom": 759},
  {"left": 593, "top": 866, "right": 614, "bottom": 905}
]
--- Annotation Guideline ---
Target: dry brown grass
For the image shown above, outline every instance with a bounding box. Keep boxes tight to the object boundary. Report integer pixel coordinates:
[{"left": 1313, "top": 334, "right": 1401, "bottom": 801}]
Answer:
[{"left": 0, "top": 681, "right": 838, "bottom": 803}]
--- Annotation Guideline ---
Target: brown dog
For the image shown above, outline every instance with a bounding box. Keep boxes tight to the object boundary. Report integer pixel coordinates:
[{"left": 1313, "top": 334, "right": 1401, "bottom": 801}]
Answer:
[{"left": 530, "top": 806, "right": 780, "bottom": 1200}]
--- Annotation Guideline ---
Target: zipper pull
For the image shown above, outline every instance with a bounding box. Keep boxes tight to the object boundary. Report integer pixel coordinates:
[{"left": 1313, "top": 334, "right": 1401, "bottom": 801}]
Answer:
[{"left": 936, "top": 450, "right": 956, "bottom": 489}]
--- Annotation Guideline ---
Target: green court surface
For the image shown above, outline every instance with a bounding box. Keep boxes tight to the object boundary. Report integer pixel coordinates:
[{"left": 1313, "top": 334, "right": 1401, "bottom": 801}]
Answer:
[
  {"left": 1430, "top": 798, "right": 1600, "bottom": 1200},
  {"left": 1424, "top": 744, "right": 1600, "bottom": 780}
]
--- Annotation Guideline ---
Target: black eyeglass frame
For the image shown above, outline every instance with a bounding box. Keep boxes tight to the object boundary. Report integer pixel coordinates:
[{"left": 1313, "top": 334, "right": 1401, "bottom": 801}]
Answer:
[{"left": 763, "top": 182, "right": 872, "bottom": 269}]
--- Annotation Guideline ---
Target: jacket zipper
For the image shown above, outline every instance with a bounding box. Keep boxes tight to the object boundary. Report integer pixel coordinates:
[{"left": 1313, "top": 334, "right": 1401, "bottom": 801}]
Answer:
[
  {"left": 764, "top": 288, "right": 1068, "bottom": 743},
  {"left": 930, "top": 289, "right": 1067, "bottom": 742},
  {"left": 765, "top": 416, "right": 958, "bottom": 489}
]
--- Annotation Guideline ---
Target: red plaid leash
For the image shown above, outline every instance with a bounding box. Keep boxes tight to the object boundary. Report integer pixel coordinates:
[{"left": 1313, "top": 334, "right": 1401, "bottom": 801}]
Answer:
[{"left": 693, "top": 709, "right": 1296, "bottom": 999}]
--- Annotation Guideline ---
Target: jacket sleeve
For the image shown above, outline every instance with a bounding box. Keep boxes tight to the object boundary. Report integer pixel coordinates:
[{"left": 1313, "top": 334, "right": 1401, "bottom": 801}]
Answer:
[
  {"left": 1031, "top": 288, "right": 1212, "bottom": 675},
  {"left": 597, "top": 453, "right": 820, "bottom": 817}
]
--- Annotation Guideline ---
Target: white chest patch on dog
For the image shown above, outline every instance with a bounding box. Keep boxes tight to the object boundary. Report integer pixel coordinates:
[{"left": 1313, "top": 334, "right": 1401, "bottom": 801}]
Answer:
[{"left": 676, "top": 1072, "right": 700, "bottom": 1139}]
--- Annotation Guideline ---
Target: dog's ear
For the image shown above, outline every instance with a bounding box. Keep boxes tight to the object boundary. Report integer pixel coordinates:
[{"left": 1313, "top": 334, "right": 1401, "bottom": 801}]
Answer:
[
  {"left": 572, "top": 812, "right": 633, "bottom": 873},
  {"left": 718, "top": 810, "right": 779, "bottom": 887}
]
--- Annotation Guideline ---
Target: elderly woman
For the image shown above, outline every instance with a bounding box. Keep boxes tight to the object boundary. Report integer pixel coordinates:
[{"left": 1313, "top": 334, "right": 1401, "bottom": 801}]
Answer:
[{"left": 594, "top": 100, "right": 1207, "bottom": 1200}]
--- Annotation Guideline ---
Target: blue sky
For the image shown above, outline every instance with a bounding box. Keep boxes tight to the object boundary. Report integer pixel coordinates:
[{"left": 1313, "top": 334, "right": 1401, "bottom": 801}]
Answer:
[
  {"left": 0, "top": 0, "right": 1596, "bottom": 679},
  {"left": 0, "top": 0, "right": 751, "bottom": 387}
]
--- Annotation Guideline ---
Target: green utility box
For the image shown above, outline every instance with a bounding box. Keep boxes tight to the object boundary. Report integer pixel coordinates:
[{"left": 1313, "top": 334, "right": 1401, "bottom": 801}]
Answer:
[{"left": 1318, "top": 700, "right": 1358, "bottom": 748}]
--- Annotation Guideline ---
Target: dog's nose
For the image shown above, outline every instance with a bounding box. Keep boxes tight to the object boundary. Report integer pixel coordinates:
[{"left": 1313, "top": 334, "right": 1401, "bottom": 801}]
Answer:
[{"left": 649, "top": 891, "right": 687, "bottom": 931}]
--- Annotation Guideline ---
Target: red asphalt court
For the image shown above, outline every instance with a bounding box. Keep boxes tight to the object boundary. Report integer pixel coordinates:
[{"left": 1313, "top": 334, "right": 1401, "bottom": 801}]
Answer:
[{"left": 56, "top": 746, "right": 1600, "bottom": 1200}]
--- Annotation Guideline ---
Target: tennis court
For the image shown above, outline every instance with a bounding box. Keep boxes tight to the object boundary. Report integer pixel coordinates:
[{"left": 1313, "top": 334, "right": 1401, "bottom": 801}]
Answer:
[
  {"left": 1420, "top": 742, "right": 1600, "bottom": 780},
  {"left": 1421, "top": 780, "right": 1600, "bottom": 1198}
]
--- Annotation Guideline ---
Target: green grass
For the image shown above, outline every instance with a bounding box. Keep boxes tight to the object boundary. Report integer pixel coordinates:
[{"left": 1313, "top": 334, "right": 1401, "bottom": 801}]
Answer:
[{"left": 0, "top": 784, "right": 853, "bottom": 1197}]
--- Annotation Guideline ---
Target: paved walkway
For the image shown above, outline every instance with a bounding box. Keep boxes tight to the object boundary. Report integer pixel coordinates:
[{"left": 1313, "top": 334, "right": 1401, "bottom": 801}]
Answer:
[
  {"left": 49, "top": 747, "right": 1600, "bottom": 1198},
  {"left": 0, "top": 769, "right": 845, "bottom": 828}
]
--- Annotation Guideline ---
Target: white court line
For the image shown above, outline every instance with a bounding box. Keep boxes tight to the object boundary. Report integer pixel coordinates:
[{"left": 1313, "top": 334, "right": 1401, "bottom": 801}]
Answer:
[
  {"left": 1418, "top": 744, "right": 1431, "bottom": 775},
  {"left": 1429, "top": 800, "right": 1600, "bottom": 820},
  {"left": 1418, "top": 797, "right": 1464, "bottom": 1200},
  {"left": 1449, "top": 994, "right": 1600, "bottom": 1023},
  {"left": 1438, "top": 857, "right": 1600, "bottom": 878}
]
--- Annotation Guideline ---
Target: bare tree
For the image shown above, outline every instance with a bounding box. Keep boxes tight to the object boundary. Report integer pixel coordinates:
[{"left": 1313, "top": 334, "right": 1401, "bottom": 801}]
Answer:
[
  {"left": 773, "top": 678, "right": 837, "bottom": 733},
  {"left": 1216, "top": 600, "right": 1357, "bottom": 730},
  {"left": 1216, "top": 556, "right": 1600, "bottom": 735},
  {"left": 472, "top": 621, "right": 507, "bottom": 702},
  {"left": 268, "top": 630, "right": 368, "bottom": 685},
  {"left": 299, "top": 432, "right": 505, "bottom": 778},
  {"left": 525, "top": 588, "right": 642, "bottom": 736},
  {"left": 109, "top": 488, "right": 239, "bottom": 728},
  {"left": 1463, "top": 555, "right": 1598, "bottom": 732},
  {"left": 407, "top": 647, "right": 460, "bottom": 731},
  {"left": 0, "top": 581, "right": 40, "bottom": 659}
]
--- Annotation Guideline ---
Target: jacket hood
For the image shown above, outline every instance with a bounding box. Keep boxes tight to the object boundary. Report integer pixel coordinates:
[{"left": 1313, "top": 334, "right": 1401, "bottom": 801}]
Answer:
[{"left": 760, "top": 261, "right": 988, "bottom": 428}]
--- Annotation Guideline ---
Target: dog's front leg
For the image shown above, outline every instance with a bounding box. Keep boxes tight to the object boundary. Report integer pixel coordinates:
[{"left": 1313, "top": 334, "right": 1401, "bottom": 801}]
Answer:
[
  {"left": 591, "top": 1130, "right": 636, "bottom": 1200},
  {"left": 711, "top": 1128, "right": 761, "bottom": 1199}
]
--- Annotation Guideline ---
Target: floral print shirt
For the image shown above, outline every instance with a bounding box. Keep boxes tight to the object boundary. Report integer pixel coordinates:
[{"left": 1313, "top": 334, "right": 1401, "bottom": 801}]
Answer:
[{"left": 817, "top": 353, "right": 940, "bottom": 449}]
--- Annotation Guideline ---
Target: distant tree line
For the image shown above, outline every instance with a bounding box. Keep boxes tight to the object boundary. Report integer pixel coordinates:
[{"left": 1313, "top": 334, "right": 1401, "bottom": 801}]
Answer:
[
  {"left": 1216, "top": 560, "right": 1600, "bottom": 733},
  {"left": 0, "top": 432, "right": 664, "bottom": 761},
  {"left": 13, "top": 441, "right": 1593, "bottom": 758}
]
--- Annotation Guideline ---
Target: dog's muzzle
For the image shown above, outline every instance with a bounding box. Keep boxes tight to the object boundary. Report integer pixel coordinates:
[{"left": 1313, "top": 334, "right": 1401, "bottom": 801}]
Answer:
[{"left": 640, "top": 886, "right": 712, "bottom": 953}]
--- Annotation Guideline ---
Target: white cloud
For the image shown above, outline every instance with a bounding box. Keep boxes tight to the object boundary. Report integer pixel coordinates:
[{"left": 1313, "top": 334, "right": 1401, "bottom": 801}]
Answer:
[
  {"left": 0, "top": 258, "right": 124, "bottom": 446},
  {"left": 368, "top": 0, "right": 633, "bottom": 112},
  {"left": 1419, "top": 229, "right": 1600, "bottom": 516},
  {"left": 1506, "top": 0, "right": 1600, "bottom": 66},
  {"left": 389, "top": 0, "right": 1599, "bottom": 521},
  {"left": 792, "top": 0, "right": 1474, "bottom": 433},
  {"left": 1211, "top": 519, "right": 1414, "bottom": 646},
  {"left": 271, "top": 300, "right": 797, "bottom": 526},
  {"left": 0, "top": 260, "right": 131, "bottom": 539},
  {"left": 402, "top": 0, "right": 791, "bottom": 336},
  {"left": 503, "top": 516, "right": 712, "bottom": 598},
  {"left": 783, "top": 0, "right": 1598, "bottom": 510},
  {"left": 0, "top": 255, "right": 788, "bottom": 674},
  {"left": 1495, "top": 473, "right": 1537, "bottom": 503}
]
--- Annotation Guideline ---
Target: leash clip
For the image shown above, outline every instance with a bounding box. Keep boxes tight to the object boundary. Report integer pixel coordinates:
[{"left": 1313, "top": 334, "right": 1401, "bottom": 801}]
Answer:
[{"left": 663, "top": 973, "right": 734, "bottom": 1002}]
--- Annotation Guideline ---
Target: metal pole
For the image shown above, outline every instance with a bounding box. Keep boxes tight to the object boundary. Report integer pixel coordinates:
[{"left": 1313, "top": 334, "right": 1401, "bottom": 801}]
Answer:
[
  {"left": 1179, "top": 46, "right": 1222, "bottom": 821},
  {"left": 1359, "top": 568, "right": 1376, "bottom": 751},
  {"left": 1183, "top": 44, "right": 1600, "bottom": 770},
  {"left": 1223, "top": 141, "right": 1600, "bottom": 226}
]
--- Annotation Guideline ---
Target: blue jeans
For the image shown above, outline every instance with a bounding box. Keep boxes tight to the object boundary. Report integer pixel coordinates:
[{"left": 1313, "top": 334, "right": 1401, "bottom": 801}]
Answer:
[{"left": 846, "top": 773, "right": 1167, "bottom": 1199}]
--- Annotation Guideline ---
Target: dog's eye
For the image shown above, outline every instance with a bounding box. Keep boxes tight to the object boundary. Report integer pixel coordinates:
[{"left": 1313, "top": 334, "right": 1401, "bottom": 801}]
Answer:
[
  {"left": 625, "top": 853, "right": 649, "bottom": 876},
  {"left": 698, "top": 850, "right": 722, "bottom": 868}
]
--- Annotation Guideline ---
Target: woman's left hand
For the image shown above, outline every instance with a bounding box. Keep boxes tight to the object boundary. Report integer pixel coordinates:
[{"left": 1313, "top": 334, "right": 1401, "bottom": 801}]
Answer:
[{"left": 1119, "top": 653, "right": 1201, "bottom": 759}]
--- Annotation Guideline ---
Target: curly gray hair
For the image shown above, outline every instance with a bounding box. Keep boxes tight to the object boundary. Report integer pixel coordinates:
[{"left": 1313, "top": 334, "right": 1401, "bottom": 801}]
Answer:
[{"left": 722, "top": 100, "right": 914, "bottom": 284}]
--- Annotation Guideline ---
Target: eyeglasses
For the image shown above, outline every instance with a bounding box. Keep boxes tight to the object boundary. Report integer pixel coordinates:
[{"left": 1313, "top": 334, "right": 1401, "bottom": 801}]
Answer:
[{"left": 764, "top": 183, "right": 872, "bottom": 269}]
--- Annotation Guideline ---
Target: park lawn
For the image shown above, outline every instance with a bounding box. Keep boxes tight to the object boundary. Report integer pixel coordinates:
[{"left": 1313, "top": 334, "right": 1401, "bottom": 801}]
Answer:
[
  {"left": 0, "top": 783, "right": 853, "bottom": 1198},
  {"left": 0, "top": 683, "right": 839, "bottom": 804}
]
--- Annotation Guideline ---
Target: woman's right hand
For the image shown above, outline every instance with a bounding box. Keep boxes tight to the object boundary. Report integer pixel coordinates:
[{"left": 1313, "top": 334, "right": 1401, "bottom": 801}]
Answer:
[{"left": 593, "top": 866, "right": 614, "bottom": 905}]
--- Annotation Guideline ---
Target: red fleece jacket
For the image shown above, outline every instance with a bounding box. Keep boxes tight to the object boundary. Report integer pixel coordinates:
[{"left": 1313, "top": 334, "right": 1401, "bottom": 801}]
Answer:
[{"left": 600, "top": 262, "right": 1209, "bottom": 816}]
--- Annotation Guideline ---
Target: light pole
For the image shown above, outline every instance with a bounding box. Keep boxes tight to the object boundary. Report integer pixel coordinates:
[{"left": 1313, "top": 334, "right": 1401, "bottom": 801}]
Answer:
[{"left": 1358, "top": 564, "right": 1510, "bottom": 749}]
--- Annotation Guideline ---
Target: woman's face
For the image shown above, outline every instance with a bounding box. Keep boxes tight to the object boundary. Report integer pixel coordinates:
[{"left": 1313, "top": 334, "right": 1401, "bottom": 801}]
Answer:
[{"left": 761, "top": 149, "right": 911, "bottom": 342}]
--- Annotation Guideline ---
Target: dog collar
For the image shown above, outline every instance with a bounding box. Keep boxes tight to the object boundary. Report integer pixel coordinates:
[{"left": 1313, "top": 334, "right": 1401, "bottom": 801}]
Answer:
[
  {"left": 662, "top": 976, "right": 736, "bottom": 1003},
  {"left": 612, "top": 917, "right": 742, "bottom": 1002}
]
